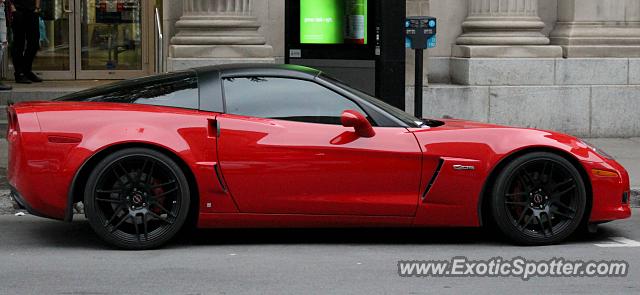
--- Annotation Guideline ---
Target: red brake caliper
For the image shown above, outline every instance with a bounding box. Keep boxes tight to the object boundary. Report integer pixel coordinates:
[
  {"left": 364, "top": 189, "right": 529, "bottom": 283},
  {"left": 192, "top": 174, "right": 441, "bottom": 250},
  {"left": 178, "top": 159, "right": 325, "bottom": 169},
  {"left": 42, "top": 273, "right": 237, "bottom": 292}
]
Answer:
[{"left": 151, "top": 179, "right": 167, "bottom": 214}]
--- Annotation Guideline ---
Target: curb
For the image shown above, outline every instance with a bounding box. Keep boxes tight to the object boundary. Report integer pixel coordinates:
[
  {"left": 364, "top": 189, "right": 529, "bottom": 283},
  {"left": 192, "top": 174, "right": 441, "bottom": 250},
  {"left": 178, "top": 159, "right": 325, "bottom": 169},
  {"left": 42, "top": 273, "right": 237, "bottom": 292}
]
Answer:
[
  {"left": 632, "top": 188, "right": 640, "bottom": 208},
  {"left": 0, "top": 189, "right": 16, "bottom": 215}
]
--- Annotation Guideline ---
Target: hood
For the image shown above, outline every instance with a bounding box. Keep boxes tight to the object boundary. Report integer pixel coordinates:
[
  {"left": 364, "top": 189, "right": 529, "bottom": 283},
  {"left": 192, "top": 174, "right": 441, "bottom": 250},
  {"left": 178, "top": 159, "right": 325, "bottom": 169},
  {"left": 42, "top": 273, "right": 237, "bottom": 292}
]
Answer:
[{"left": 420, "top": 118, "right": 514, "bottom": 131}]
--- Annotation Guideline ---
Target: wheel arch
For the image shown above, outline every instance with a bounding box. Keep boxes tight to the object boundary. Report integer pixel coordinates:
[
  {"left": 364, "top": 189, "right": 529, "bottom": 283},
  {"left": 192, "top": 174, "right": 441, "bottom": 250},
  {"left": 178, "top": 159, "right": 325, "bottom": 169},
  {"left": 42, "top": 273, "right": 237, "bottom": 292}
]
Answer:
[
  {"left": 477, "top": 146, "right": 593, "bottom": 228},
  {"left": 65, "top": 142, "right": 200, "bottom": 223}
]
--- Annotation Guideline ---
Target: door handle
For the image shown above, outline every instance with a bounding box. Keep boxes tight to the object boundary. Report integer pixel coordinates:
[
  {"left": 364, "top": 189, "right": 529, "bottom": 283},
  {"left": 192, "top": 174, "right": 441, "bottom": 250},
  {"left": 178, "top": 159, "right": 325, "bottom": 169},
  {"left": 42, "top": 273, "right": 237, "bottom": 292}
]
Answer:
[
  {"left": 63, "top": 0, "right": 73, "bottom": 13},
  {"left": 207, "top": 118, "right": 220, "bottom": 138}
]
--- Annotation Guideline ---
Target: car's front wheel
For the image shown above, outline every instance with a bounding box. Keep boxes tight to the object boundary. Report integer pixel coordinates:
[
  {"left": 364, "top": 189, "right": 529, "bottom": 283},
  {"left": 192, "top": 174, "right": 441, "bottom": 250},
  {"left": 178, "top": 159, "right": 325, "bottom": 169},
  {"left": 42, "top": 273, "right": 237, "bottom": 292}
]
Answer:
[
  {"left": 491, "top": 152, "right": 587, "bottom": 245},
  {"left": 84, "top": 148, "right": 191, "bottom": 250}
]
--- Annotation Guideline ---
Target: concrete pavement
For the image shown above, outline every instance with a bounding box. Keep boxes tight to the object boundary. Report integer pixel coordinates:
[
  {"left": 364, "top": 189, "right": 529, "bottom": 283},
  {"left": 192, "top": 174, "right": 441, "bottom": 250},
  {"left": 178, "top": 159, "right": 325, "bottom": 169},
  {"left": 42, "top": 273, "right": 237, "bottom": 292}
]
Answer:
[{"left": 0, "top": 212, "right": 639, "bottom": 294}]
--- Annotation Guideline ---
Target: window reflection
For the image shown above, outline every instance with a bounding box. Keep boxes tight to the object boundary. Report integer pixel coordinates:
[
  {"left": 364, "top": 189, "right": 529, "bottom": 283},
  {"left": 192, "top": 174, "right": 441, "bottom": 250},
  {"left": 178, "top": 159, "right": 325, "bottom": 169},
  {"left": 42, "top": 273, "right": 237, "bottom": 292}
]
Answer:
[
  {"left": 57, "top": 71, "right": 199, "bottom": 109},
  {"left": 223, "top": 77, "right": 371, "bottom": 125},
  {"left": 82, "top": 0, "right": 142, "bottom": 70},
  {"left": 32, "top": 0, "right": 71, "bottom": 71}
]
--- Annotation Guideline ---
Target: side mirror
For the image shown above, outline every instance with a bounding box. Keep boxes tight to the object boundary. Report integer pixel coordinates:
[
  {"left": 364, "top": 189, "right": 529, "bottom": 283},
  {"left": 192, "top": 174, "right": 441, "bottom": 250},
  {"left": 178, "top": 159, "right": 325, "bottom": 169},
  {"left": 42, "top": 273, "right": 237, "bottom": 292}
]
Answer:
[{"left": 341, "top": 110, "right": 375, "bottom": 138}]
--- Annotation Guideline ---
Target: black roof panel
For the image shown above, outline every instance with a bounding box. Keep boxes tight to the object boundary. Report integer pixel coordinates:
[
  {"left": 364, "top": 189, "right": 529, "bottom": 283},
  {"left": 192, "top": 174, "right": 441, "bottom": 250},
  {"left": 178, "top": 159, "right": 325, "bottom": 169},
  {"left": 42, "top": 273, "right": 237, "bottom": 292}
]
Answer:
[{"left": 193, "top": 63, "right": 322, "bottom": 79}]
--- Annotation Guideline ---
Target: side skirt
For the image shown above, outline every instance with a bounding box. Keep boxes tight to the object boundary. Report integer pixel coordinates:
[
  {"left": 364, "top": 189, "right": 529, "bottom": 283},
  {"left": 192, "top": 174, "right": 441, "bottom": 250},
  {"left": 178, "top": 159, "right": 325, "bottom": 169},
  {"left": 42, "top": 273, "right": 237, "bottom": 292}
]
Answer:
[{"left": 198, "top": 213, "right": 414, "bottom": 228}]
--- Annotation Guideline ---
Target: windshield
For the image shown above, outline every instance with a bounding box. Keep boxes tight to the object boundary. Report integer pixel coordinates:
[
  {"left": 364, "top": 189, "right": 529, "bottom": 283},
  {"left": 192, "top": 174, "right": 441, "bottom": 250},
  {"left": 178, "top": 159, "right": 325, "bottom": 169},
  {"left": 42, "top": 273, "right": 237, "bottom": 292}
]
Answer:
[{"left": 318, "top": 74, "right": 424, "bottom": 128}]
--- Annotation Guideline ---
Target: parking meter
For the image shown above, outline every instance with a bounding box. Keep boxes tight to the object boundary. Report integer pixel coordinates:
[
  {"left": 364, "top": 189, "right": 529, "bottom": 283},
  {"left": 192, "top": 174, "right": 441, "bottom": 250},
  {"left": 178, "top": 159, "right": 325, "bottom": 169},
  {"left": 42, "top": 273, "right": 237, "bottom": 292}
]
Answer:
[
  {"left": 405, "top": 16, "right": 437, "bottom": 50},
  {"left": 405, "top": 16, "right": 437, "bottom": 118}
]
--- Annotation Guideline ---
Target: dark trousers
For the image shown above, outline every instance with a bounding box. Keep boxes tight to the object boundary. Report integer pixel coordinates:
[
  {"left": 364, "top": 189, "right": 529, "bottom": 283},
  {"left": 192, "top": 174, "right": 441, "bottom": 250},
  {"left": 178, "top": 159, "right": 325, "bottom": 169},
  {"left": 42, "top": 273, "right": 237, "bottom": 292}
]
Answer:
[{"left": 11, "top": 10, "right": 40, "bottom": 75}]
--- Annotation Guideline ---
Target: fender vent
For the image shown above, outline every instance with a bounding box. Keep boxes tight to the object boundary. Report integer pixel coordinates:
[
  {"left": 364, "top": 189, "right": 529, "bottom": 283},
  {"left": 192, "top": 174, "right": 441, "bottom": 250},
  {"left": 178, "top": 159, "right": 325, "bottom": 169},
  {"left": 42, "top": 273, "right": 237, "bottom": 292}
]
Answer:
[
  {"left": 214, "top": 163, "right": 227, "bottom": 192},
  {"left": 422, "top": 159, "right": 444, "bottom": 201}
]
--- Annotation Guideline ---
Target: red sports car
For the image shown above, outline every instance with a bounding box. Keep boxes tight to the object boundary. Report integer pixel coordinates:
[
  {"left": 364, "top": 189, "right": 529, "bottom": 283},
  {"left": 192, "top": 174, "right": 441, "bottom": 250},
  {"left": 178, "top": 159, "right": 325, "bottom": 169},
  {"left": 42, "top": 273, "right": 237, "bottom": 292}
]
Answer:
[{"left": 7, "top": 64, "right": 631, "bottom": 249}]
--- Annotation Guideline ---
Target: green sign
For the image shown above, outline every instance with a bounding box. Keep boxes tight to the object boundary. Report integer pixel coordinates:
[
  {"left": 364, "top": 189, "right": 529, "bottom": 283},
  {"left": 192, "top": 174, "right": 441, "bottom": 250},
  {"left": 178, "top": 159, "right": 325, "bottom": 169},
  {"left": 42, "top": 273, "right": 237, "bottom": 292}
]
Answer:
[{"left": 300, "top": 0, "right": 367, "bottom": 45}]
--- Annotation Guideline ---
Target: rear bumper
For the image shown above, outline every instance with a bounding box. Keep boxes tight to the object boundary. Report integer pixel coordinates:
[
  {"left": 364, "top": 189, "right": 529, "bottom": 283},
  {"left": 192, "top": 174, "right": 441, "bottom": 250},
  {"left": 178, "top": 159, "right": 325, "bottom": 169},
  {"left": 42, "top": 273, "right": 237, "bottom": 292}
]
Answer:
[
  {"left": 9, "top": 185, "right": 47, "bottom": 218},
  {"left": 7, "top": 104, "right": 70, "bottom": 221}
]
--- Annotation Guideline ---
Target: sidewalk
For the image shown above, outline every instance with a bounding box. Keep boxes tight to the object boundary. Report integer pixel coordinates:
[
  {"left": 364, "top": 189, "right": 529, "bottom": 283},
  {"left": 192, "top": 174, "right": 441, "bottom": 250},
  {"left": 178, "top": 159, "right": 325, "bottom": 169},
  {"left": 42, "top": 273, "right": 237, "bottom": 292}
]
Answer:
[
  {"left": 585, "top": 138, "right": 640, "bottom": 206},
  {"left": 0, "top": 138, "right": 638, "bottom": 214},
  {"left": 585, "top": 138, "right": 640, "bottom": 190}
]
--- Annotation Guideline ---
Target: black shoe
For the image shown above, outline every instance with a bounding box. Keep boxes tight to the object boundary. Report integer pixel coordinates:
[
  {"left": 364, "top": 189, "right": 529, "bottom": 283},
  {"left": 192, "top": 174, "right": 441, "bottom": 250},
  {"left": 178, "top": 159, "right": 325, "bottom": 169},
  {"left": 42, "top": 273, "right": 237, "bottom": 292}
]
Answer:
[
  {"left": 0, "top": 83, "right": 12, "bottom": 91},
  {"left": 14, "top": 73, "right": 32, "bottom": 84},
  {"left": 26, "top": 72, "right": 43, "bottom": 83}
]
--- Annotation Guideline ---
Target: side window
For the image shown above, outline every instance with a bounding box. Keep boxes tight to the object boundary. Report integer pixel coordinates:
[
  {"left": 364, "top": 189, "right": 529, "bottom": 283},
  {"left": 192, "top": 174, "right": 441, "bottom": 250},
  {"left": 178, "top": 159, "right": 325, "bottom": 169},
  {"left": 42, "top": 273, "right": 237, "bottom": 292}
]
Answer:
[
  {"left": 56, "top": 72, "right": 199, "bottom": 110},
  {"left": 223, "top": 77, "right": 371, "bottom": 125}
]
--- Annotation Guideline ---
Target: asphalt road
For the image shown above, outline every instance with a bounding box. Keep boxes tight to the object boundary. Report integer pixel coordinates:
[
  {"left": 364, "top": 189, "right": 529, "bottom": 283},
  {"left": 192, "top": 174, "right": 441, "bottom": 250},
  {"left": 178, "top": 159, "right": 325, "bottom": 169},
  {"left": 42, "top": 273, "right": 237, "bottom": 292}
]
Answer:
[{"left": 0, "top": 211, "right": 638, "bottom": 295}]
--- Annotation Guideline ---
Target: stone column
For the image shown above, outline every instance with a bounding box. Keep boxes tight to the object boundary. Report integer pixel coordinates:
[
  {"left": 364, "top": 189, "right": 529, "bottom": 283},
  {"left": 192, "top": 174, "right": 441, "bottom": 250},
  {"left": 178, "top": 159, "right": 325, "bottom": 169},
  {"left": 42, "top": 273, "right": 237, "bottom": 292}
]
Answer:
[
  {"left": 168, "top": 0, "right": 274, "bottom": 71},
  {"left": 550, "top": 0, "right": 640, "bottom": 57},
  {"left": 454, "top": 0, "right": 562, "bottom": 57}
]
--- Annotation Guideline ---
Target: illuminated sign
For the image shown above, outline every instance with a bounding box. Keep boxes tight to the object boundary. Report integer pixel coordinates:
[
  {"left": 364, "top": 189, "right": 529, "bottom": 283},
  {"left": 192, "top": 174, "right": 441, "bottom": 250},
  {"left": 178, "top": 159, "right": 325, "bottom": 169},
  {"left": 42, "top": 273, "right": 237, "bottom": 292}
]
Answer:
[{"left": 300, "top": 0, "right": 368, "bottom": 45}]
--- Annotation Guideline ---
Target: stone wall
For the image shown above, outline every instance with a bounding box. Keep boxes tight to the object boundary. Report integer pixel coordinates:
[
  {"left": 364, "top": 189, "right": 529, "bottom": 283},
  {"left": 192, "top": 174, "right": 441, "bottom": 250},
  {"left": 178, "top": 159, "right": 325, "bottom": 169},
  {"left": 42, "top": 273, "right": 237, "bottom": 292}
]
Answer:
[
  {"left": 162, "top": 0, "right": 567, "bottom": 78},
  {"left": 405, "top": 82, "right": 640, "bottom": 138},
  {"left": 252, "top": 0, "right": 551, "bottom": 60},
  {"left": 164, "top": 0, "right": 282, "bottom": 68},
  {"left": 254, "top": 0, "right": 286, "bottom": 63},
  {"left": 164, "top": 0, "right": 640, "bottom": 137}
]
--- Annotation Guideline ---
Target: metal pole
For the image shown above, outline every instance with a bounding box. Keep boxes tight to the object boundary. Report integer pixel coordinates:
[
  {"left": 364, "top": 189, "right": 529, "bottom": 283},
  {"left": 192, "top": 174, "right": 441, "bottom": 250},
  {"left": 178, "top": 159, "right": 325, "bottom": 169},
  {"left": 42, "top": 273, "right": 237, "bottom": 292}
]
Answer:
[
  {"left": 155, "top": 7, "right": 165, "bottom": 73},
  {"left": 414, "top": 49, "right": 424, "bottom": 118}
]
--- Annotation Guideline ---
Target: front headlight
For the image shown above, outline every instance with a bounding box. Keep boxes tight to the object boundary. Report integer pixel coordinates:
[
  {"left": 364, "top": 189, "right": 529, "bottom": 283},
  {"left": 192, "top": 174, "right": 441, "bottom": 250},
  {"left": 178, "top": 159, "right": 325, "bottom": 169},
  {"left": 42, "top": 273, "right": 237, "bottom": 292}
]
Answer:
[{"left": 580, "top": 140, "right": 614, "bottom": 160}]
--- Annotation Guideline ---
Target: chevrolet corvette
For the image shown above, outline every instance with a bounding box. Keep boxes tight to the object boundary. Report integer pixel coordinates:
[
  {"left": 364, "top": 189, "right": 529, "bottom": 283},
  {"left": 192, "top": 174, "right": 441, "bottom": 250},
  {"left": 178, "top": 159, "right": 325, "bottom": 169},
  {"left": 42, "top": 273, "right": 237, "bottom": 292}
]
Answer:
[{"left": 7, "top": 64, "right": 631, "bottom": 249}]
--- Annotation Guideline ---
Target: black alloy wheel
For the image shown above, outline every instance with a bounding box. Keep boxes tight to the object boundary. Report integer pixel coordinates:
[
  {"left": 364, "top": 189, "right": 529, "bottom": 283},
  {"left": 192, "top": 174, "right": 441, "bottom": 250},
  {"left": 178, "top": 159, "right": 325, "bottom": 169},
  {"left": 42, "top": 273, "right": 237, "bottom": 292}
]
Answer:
[
  {"left": 84, "top": 148, "right": 190, "bottom": 250},
  {"left": 491, "top": 152, "right": 587, "bottom": 245}
]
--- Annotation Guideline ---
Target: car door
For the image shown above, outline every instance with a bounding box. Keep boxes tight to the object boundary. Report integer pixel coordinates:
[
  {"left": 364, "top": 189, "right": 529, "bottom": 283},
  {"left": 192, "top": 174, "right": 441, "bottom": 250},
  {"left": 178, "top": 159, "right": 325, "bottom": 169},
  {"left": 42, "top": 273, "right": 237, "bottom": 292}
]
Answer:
[{"left": 216, "top": 76, "right": 423, "bottom": 216}]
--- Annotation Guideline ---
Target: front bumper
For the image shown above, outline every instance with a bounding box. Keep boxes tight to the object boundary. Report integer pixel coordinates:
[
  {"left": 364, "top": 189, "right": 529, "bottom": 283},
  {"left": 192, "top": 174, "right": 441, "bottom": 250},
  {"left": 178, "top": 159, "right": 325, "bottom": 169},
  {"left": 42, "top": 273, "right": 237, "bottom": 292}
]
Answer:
[{"left": 588, "top": 158, "right": 632, "bottom": 222}]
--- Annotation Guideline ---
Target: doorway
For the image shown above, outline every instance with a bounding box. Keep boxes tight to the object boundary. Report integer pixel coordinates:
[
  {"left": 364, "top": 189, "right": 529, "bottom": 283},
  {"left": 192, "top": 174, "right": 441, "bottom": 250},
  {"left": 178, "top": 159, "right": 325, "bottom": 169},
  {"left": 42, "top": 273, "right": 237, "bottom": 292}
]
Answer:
[{"left": 28, "top": 0, "right": 154, "bottom": 80}]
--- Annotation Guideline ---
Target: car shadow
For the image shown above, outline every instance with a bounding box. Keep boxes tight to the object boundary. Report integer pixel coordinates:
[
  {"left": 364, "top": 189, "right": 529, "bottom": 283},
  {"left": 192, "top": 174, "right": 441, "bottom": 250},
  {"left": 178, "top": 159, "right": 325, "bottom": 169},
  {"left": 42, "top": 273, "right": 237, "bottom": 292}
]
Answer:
[
  {"left": 26, "top": 217, "right": 629, "bottom": 250},
  {"left": 183, "top": 227, "right": 496, "bottom": 247},
  {"left": 182, "top": 224, "right": 626, "bottom": 248},
  {"left": 20, "top": 217, "right": 107, "bottom": 250}
]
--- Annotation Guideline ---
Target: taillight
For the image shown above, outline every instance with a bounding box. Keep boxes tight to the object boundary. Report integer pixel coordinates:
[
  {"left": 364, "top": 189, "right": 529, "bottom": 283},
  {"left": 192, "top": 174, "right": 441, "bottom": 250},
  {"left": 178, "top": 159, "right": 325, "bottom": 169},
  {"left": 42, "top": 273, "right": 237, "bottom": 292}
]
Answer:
[{"left": 6, "top": 107, "right": 19, "bottom": 138}]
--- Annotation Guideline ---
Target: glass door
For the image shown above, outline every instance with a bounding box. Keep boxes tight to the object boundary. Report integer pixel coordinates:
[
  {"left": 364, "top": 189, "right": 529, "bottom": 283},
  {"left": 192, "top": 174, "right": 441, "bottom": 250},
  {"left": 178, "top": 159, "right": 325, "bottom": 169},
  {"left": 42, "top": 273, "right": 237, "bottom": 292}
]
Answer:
[
  {"left": 32, "top": 0, "right": 149, "bottom": 80},
  {"left": 77, "top": 0, "right": 148, "bottom": 79},
  {"left": 32, "top": 0, "right": 76, "bottom": 80}
]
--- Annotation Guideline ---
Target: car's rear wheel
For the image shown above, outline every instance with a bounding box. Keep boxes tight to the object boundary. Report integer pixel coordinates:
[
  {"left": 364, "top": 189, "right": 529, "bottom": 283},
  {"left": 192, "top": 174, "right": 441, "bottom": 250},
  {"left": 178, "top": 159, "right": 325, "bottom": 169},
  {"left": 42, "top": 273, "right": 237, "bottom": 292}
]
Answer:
[
  {"left": 491, "top": 152, "right": 587, "bottom": 245},
  {"left": 84, "top": 148, "right": 190, "bottom": 250}
]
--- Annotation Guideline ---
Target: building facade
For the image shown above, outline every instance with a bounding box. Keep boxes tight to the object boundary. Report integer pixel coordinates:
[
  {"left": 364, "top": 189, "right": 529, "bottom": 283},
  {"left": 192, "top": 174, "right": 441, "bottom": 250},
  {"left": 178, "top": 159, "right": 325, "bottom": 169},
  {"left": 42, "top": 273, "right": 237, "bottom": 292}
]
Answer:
[{"left": 20, "top": 0, "right": 640, "bottom": 137}]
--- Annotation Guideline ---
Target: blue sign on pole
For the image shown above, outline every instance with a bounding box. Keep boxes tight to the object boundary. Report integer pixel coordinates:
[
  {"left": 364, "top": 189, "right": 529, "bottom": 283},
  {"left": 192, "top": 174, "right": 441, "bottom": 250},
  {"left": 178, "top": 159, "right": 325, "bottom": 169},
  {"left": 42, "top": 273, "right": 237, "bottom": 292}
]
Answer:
[
  {"left": 427, "top": 36, "right": 437, "bottom": 48},
  {"left": 404, "top": 16, "right": 436, "bottom": 50}
]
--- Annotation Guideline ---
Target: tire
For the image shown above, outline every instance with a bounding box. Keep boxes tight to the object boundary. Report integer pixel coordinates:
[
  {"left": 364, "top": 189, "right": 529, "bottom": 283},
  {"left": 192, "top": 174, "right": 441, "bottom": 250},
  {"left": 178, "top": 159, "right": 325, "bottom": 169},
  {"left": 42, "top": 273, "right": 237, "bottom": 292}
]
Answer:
[
  {"left": 490, "top": 152, "right": 587, "bottom": 246},
  {"left": 84, "top": 148, "right": 191, "bottom": 250}
]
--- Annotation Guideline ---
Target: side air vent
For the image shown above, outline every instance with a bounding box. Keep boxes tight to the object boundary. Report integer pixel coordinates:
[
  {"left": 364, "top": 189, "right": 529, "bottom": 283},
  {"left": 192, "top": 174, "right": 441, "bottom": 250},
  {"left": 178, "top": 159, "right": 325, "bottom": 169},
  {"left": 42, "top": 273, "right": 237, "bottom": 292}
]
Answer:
[
  {"left": 214, "top": 163, "right": 227, "bottom": 192},
  {"left": 422, "top": 159, "right": 445, "bottom": 201}
]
